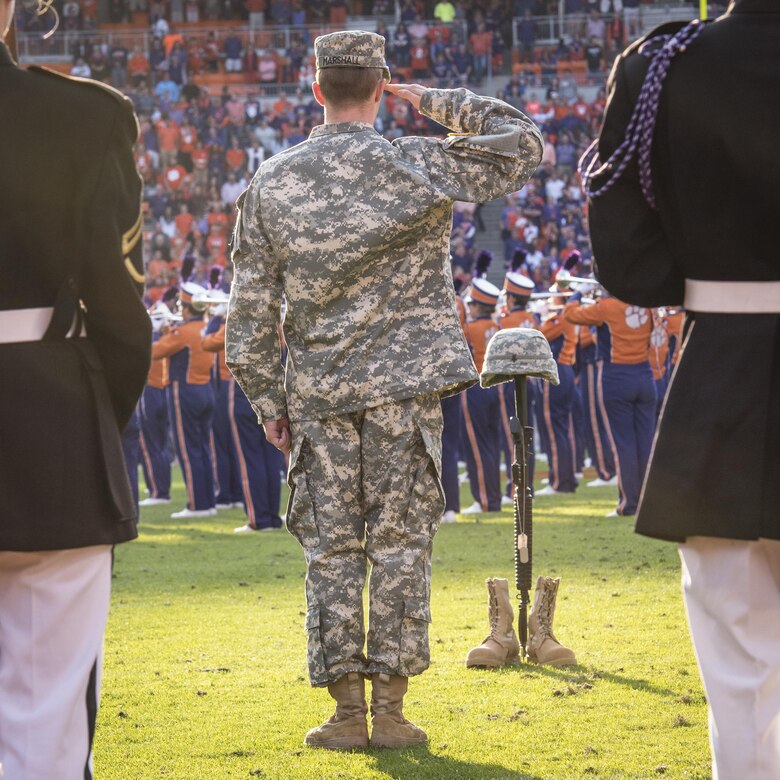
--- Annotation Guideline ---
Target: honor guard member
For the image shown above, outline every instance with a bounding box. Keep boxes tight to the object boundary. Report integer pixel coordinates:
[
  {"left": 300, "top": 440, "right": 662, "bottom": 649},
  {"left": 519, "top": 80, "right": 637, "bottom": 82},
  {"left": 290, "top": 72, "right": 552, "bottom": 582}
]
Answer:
[
  {"left": 227, "top": 29, "right": 543, "bottom": 750},
  {"left": 204, "top": 297, "right": 245, "bottom": 511},
  {"left": 439, "top": 277, "right": 468, "bottom": 523},
  {"left": 461, "top": 278, "right": 503, "bottom": 514},
  {"left": 582, "top": 5, "right": 780, "bottom": 775},
  {"left": 536, "top": 284, "right": 578, "bottom": 495},
  {"left": 203, "top": 322, "right": 285, "bottom": 532},
  {"left": 578, "top": 318, "right": 616, "bottom": 486},
  {"left": 0, "top": 18, "right": 151, "bottom": 778},
  {"left": 564, "top": 293, "right": 655, "bottom": 516},
  {"left": 498, "top": 271, "right": 538, "bottom": 496},
  {"left": 153, "top": 282, "right": 217, "bottom": 518},
  {"left": 139, "top": 300, "right": 174, "bottom": 506}
]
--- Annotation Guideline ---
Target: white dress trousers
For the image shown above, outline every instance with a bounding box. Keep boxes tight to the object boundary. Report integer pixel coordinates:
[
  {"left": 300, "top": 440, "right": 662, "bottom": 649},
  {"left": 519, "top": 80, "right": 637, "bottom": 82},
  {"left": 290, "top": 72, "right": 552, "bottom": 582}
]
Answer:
[
  {"left": 0, "top": 545, "right": 112, "bottom": 780},
  {"left": 679, "top": 536, "right": 780, "bottom": 780}
]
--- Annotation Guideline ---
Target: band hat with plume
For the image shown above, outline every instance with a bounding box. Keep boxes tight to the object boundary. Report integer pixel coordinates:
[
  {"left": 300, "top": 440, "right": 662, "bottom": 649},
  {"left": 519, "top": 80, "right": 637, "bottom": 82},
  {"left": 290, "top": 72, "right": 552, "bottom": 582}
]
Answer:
[
  {"left": 180, "top": 281, "right": 208, "bottom": 304},
  {"left": 469, "top": 278, "right": 501, "bottom": 306},
  {"left": 314, "top": 31, "right": 391, "bottom": 81},
  {"left": 505, "top": 271, "right": 535, "bottom": 298}
]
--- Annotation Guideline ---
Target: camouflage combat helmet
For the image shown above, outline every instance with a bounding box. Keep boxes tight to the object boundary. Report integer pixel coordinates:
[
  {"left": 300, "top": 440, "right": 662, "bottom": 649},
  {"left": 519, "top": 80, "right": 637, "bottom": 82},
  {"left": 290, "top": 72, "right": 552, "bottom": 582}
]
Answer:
[{"left": 480, "top": 327, "right": 559, "bottom": 387}]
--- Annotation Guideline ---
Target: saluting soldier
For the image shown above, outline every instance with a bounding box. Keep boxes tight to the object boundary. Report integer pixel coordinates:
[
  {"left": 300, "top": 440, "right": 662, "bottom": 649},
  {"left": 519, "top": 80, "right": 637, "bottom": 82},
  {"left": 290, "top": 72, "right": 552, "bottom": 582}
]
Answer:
[
  {"left": 227, "top": 30, "right": 542, "bottom": 750},
  {"left": 0, "top": 10, "right": 151, "bottom": 776},
  {"left": 583, "top": 3, "right": 780, "bottom": 776}
]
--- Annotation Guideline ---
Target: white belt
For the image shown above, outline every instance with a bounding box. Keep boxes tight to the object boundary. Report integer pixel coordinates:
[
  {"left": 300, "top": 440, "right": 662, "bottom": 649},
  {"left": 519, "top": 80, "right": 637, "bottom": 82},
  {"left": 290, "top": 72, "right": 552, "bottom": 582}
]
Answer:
[
  {"left": 684, "top": 279, "right": 780, "bottom": 314},
  {"left": 0, "top": 307, "right": 85, "bottom": 344}
]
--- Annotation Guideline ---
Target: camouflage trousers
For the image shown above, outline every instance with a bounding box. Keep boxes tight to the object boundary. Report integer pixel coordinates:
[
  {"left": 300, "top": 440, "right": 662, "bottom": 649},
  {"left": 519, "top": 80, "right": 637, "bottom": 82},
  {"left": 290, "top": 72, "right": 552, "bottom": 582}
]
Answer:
[{"left": 287, "top": 393, "right": 444, "bottom": 687}]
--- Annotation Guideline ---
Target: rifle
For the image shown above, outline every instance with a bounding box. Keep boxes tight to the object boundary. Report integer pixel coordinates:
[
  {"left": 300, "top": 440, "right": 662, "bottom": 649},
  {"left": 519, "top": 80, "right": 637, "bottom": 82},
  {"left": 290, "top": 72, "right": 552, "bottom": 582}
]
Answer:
[{"left": 510, "top": 376, "right": 534, "bottom": 656}]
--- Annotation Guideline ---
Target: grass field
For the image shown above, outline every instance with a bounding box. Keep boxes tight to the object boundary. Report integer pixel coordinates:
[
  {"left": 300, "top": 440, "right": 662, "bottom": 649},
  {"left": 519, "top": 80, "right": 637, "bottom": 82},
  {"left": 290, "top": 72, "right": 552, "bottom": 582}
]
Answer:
[{"left": 96, "top": 466, "right": 711, "bottom": 780}]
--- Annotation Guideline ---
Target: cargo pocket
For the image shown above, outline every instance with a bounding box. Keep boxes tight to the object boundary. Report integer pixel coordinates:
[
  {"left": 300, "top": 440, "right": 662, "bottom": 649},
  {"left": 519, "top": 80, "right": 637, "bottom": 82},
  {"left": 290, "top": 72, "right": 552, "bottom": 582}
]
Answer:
[
  {"left": 305, "top": 605, "right": 329, "bottom": 686},
  {"left": 398, "top": 598, "right": 432, "bottom": 676},
  {"left": 408, "top": 424, "right": 446, "bottom": 540},
  {"left": 285, "top": 435, "right": 320, "bottom": 552}
]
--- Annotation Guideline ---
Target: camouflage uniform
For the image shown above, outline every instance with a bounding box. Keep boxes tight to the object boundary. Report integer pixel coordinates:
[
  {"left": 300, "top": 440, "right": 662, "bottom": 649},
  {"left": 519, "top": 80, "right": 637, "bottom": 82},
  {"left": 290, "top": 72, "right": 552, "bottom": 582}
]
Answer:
[{"left": 227, "top": 57, "right": 543, "bottom": 685}]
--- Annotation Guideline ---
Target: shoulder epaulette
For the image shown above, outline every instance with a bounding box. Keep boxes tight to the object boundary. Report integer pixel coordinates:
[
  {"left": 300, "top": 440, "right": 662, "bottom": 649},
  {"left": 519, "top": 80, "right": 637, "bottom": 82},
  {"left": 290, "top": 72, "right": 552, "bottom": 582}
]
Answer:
[
  {"left": 623, "top": 20, "right": 690, "bottom": 59},
  {"left": 27, "top": 66, "right": 137, "bottom": 136}
]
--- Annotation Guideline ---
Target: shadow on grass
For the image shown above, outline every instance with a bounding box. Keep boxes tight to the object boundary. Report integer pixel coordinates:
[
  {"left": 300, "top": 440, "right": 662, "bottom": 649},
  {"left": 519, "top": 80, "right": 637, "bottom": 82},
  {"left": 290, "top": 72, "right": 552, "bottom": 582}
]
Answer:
[
  {"left": 492, "top": 662, "right": 678, "bottom": 698},
  {"left": 368, "top": 743, "right": 542, "bottom": 780}
]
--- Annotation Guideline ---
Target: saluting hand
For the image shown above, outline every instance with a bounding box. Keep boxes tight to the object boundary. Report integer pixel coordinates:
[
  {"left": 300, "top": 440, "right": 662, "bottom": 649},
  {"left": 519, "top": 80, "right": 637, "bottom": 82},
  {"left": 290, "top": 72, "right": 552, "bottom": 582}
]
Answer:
[
  {"left": 384, "top": 83, "right": 426, "bottom": 111},
  {"left": 265, "top": 417, "right": 291, "bottom": 455}
]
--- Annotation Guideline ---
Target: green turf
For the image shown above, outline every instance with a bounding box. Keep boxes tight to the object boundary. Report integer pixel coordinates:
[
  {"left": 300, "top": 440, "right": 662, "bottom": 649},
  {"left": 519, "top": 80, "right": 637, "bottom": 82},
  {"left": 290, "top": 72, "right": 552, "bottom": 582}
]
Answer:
[{"left": 96, "top": 466, "right": 711, "bottom": 779}]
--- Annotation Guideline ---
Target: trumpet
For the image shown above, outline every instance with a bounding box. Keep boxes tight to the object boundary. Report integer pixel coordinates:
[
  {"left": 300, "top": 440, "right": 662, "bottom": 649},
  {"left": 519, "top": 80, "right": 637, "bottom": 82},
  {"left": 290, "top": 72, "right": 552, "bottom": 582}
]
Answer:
[
  {"left": 191, "top": 289, "right": 230, "bottom": 312},
  {"left": 148, "top": 301, "right": 182, "bottom": 331}
]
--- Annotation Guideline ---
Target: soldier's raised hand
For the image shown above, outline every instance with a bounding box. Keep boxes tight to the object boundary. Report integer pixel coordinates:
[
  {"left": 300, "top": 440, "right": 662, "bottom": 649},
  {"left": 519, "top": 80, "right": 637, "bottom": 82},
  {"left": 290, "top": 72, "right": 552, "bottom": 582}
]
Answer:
[{"left": 384, "top": 83, "right": 426, "bottom": 111}]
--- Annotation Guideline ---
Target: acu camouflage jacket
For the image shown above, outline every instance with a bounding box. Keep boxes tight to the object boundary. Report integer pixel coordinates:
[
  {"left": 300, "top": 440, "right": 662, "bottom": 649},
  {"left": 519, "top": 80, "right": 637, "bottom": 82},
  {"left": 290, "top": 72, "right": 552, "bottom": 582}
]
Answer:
[{"left": 227, "top": 87, "right": 543, "bottom": 422}]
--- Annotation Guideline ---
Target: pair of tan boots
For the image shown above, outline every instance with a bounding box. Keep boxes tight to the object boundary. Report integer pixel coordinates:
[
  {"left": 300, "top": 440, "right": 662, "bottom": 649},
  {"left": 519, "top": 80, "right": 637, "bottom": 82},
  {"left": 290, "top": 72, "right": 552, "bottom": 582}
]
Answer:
[
  {"left": 304, "top": 672, "right": 425, "bottom": 750},
  {"left": 466, "top": 576, "right": 577, "bottom": 668}
]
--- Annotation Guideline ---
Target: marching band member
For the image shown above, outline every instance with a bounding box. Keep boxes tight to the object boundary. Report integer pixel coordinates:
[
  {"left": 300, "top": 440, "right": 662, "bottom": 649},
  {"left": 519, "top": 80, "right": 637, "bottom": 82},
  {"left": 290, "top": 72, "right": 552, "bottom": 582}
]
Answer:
[
  {"left": 499, "top": 270, "right": 538, "bottom": 497},
  {"left": 203, "top": 320, "right": 284, "bottom": 532},
  {"left": 139, "top": 298, "right": 174, "bottom": 506},
  {"left": 152, "top": 282, "right": 217, "bottom": 518},
  {"left": 536, "top": 280, "right": 579, "bottom": 495},
  {"left": 461, "top": 277, "right": 502, "bottom": 513},
  {"left": 202, "top": 271, "right": 244, "bottom": 512},
  {"left": 578, "top": 321, "right": 616, "bottom": 486},
  {"left": 649, "top": 308, "right": 671, "bottom": 420},
  {"left": 564, "top": 292, "right": 655, "bottom": 516}
]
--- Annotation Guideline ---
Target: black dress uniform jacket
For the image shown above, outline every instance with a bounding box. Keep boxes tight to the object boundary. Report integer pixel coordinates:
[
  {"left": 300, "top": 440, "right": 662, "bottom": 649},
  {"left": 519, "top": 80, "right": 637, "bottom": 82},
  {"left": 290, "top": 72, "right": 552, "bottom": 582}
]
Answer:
[
  {"left": 588, "top": 0, "right": 780, "bottom": 543},
  {"left": 0, "top": 43, "right": 151, "bottom": 551}
]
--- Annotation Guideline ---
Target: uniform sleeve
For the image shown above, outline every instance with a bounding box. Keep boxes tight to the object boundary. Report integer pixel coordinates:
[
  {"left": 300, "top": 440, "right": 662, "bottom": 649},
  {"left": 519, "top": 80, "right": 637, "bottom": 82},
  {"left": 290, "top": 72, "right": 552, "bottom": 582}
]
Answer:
[
  {"left": 563, "top": 299, "right": 606, "bottom": 326},
  {"left": 226, "top": 182, "right": 286, "bottom": 423},
  {"left": 78, "top": 97, "right": 152, "bottom": 430},
  {"left": 393, "top": 88, "right": 543, "bottom": 203},
  {"left": 540, "top": 315, "right": 563, "bottom": 342},
  {"left": 588, "top": 54, "right": 685, "bottom": 308},
  {"left": 152, "top": 329, "right": 186, "bottom": 358},
  {"left": 202, "top": 324, "right": 226, "bottom": 353}
]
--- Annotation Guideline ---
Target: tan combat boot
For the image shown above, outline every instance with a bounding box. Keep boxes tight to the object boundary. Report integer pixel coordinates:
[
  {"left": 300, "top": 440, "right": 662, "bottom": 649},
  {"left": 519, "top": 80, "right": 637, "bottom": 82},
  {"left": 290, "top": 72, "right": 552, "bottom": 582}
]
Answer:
[
  {"left": 465, "top": 577, "right": 521, "bottom": 668},
  {"left": 369, "top": 673, "right": 427, "bottom": 748},
  {"left": 527, "top": 576, "right": 577, "bottom": 667},
  {"left": 304, "top": 672, "right": 369, "bottom": 749}
]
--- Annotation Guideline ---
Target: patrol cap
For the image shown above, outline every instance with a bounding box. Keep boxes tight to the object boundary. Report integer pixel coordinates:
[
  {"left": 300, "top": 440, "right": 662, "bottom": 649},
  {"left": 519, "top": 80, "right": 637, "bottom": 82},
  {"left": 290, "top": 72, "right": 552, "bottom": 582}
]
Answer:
[
  {"left": 480, "top": 327, "right": 560, "bottom": 388},
  {"left": 469, "top": 278, "right": 501, "bottom": 306},
  {"left": 314, "top": 30, "right": 391, "bottom": 81},
  {"left": 179, "top": 281, "right": 208, "bottom": 305},
  {"left": 505, "top": 271, "right": 535, "bottom": 298}
]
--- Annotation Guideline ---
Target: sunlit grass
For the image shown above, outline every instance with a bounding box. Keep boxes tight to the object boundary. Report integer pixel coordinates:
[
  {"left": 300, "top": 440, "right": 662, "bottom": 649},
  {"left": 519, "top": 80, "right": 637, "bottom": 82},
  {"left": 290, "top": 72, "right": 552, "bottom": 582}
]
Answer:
[{"left": 95, "top": 466, "right": 710, "bottom": 779}]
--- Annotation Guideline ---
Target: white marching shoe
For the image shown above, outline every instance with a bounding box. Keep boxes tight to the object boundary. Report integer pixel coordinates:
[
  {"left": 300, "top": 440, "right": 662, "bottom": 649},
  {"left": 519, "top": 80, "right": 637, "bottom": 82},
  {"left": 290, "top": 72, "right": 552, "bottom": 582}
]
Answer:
[
  {"left": 441, "top": 510, "right": 458, "bottom": 524},
  {"left": 587, "top": 476, "right": 618, "bottom": 487},
  {"left": 139, "top": 497, "right": 171, "bottom": 507},
  {"left": 461, "top": 502, "right": 484, "bottom": 515},
  {"left": 171, "top": 507, "right": 217, "bottom": 519},
  {"left": 535, "top": 485, "right": 559, "bottom": 497},
  {"left": 501, "top": 495, "right": 514, "bottom": 507}
]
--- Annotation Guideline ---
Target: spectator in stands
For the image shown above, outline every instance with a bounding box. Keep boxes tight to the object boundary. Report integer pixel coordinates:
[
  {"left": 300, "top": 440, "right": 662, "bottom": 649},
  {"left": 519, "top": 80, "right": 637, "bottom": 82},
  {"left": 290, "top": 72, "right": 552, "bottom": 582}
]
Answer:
[
  {"left": 269, "top": 0, "right": 291, "bottom": 24},
  {"left": 469, "top": 21, "right": 493, "bottom": 84},
  {"left": 168, "top": 41, "right": 188, "bottom": 85},
  {"left": 409, "top": 36, "right": 429, "bottom": 80},
  {"left": 224, "top": 29, "right": 244, "bottom": 71},
  {"left": 517, "top": 9, "right": 535, "bottom": 63},
  {"left": 71, "top": 56, "right": 91, "bottom": 78},
  {"left": 148, "top": 37, "right": 168, "bottom": 83},
  {"left": 185, "top": 0, "right": 200, "bottom": 22},
  {"left": 128, "top": 44, "right": 151, "bottom": 85},
  {"left": 258, "top": 49, "right": 278, "bottom": 82},
  {"left": 450, "top": 40, "right": 472, "bottom": 84},
  {"left": 623, "top": 0, "right": 640, "bottom": 37},
  {"left": 408, "top": 12, "right": 429, "bottom": 41},
  {"left": 434, "top": 0, "right": 456, "bottom": 23},
  {"left": 586, "top": 9, "right": 606, "bottom": 41},
  {"left": 584, "top": 35, "right": 603, "bottom": 78},
  {"left": 328, "top": 0, "right": 348, "bottom": 25},
  {"left": 391, "top": 22, "right": 411, "bottom": 68},
  {"left": 62, "top": 0, "right": 80, "bottom": 30},
  {"left": 109, "top": 42, "right": 129, "bottom": 88}
]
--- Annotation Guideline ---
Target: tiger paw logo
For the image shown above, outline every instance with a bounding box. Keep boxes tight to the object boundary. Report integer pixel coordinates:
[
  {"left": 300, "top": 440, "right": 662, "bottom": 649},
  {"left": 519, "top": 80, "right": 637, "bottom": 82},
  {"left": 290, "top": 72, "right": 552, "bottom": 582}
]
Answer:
[
  {"left": 625, "top": 306, "right": 649, "bottom": 329},
  {"left": 650, "top": 325, "right": 668, "bottom": 347}
]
